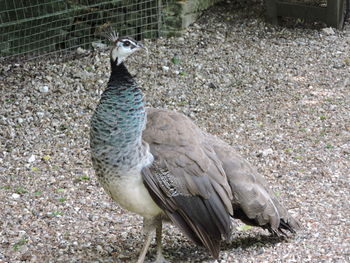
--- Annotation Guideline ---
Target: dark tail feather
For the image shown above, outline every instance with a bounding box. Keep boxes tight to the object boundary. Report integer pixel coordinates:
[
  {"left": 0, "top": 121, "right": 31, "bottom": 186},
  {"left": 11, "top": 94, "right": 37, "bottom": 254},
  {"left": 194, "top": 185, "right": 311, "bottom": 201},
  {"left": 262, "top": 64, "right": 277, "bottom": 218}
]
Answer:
[
  {"left": 233, "top": 207, "right": 300, "bottom": 236},
  {"left": 279, "top": 218, "right": 296, "bottom": 233},
  {"left": 268, "top": 217, "right": 300, "bottom": 236}
]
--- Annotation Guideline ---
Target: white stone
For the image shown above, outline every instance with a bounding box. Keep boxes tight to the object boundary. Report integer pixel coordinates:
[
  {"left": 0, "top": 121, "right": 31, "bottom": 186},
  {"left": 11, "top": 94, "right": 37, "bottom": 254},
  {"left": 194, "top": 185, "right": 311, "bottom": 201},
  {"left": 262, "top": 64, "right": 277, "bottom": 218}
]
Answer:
[
  {"left": 39, "top": 86, "right": 49, "bottom": 93},
  {"left": 177, "top": 37, "right": 185, "bottom": 43},
  {"left": 96, "top": 245, "right": 104, "bottom": 253},
  {"left": 17, "top": 118, "right": 24, "bottom": 124},
  {"left": 28, "top": 154, "right": 36, "bottom": 163},
  {"left": 36, "top": 112, "right": 45, "bottom": 118},
  {"left": 76, "top": 47, "right": 86, "bottom": 54},
  {"left": 162, "top": 66, "right": 169, "bottom": 71},
  {"left": 258, "top": 148, "right": 273, "bottom": 157},
  {"left": 12, "top": 193, "right": 20, "bottom": 199},
  {"left": 330, "top": 105, "right": 337, "bottom": 111},
  {"left": 322, "top": 27, "right": 335, "bottom": 35}
]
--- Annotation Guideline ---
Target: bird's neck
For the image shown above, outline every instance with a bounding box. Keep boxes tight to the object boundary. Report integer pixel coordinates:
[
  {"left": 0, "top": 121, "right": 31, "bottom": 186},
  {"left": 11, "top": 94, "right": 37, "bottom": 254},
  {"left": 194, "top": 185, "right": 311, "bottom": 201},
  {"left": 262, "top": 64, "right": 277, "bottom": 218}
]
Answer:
[
  {"left": 91, "top": 61, "right": 146, "bottom": 158},
  {"left": 108, "top": 59, "right": 134, "bottom": 85}
]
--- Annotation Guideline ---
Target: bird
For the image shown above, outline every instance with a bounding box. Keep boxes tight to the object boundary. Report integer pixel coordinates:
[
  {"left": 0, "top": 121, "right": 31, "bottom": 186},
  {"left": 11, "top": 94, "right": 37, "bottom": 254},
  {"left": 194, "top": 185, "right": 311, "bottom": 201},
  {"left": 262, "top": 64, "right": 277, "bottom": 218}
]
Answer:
[{"left": 90, "top": 32, "right": 299, "bottom": 263}]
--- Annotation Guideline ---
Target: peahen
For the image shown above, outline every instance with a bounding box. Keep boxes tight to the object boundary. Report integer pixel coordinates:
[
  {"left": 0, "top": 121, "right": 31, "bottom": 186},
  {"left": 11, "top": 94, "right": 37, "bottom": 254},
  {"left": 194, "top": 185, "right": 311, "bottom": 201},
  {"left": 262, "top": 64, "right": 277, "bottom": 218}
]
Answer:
[{"left": 90, "top": 33, "right": 299, "bottom": 263}]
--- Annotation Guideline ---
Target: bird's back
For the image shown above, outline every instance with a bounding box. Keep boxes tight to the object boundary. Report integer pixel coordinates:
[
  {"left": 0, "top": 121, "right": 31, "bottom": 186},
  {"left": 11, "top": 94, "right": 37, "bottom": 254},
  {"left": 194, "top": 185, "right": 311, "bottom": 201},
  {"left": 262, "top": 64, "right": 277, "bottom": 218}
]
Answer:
[{"left": 143, "top": 108, "right": 299, "bottom": 235}]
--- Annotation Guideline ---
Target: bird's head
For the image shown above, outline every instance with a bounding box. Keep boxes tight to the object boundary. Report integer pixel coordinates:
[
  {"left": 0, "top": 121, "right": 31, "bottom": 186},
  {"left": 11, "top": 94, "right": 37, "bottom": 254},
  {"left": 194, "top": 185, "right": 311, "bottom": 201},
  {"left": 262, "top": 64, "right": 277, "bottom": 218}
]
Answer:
[{"left": 108, "top": 31, "right": 146, "bottom": 65}]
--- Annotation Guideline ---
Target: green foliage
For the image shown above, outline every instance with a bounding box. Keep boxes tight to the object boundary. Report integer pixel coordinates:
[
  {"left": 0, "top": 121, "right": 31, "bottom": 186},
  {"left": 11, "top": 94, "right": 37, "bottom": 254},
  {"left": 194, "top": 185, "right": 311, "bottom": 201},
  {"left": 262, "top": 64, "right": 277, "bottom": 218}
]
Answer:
[
  {"left": 177, "top": 100, "right": 189, "bottom": 106},
  {"left": 79, "top": 175, "right": 90, "bottom": 180},
  {"left": 48, "top": 211, "right": 63, "bottom": 217},
  {"left": 13, "top": 238, "right": 28, "bottom": 251},
  {"left": 58, "top": 197, "right": 67, "bottom": 202},
  {"left": 171, "top": 56, "right": 181, "bottom": 65},
  {"left": 15, "top": 187, "right": 28, "bottom": 194},
  {"left": 236, "top": 224, "right": 253, "bottom": 231}
]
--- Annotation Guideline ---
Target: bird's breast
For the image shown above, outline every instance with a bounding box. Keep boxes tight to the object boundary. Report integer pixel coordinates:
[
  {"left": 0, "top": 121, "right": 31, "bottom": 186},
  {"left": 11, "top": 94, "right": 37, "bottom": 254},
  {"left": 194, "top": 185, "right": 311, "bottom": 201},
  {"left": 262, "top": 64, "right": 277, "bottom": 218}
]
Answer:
[{"left": 99, "top": 168, "right": 163, "bottom": 218}]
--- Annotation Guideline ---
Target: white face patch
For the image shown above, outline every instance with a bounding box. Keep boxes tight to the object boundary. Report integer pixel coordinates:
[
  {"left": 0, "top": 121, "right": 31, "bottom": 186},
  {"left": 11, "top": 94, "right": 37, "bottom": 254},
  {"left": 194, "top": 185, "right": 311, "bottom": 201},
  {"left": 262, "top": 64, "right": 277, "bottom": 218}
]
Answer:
[{"left": 111, "top": 38, "right": 140, "bottom": 65}]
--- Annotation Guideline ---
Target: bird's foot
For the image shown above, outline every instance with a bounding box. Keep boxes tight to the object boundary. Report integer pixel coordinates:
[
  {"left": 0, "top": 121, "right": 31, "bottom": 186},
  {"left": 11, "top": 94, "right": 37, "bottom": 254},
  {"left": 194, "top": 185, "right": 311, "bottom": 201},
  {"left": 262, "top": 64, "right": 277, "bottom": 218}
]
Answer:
[{"left": 153, "top": 254, "right": 170, "bottom": 263}]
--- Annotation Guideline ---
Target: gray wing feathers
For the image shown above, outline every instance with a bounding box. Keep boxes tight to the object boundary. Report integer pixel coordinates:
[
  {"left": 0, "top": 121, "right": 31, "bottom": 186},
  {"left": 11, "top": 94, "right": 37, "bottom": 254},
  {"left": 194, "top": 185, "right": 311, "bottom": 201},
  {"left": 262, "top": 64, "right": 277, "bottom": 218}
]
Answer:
[
  {"left": 142, "top": 109, "right": 234, "bottom": 258},
  {"left": 142, "top": 108, "right": 299, "bottom": 257},
  {"left": 206, "top": 134, "right": 300, "bottom": 233},
  {"left": 142, "top": 165, "right": 232, "bottom": 258},
  {"left": 144, "top": 108, "right": 233, "bottom": 213}
]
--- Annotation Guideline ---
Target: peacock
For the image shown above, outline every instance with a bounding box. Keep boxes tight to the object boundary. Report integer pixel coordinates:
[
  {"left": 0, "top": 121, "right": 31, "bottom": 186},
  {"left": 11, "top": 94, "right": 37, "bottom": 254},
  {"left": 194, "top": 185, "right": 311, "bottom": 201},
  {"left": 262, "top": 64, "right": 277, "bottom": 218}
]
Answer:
[{"left": 90, "top": 32, "right": 299, "bottom": 263}]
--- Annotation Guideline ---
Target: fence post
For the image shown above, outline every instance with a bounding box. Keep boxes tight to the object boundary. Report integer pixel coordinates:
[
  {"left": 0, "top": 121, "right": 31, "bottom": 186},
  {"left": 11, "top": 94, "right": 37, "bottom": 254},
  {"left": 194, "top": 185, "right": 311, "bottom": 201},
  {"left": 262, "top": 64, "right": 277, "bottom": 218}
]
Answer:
[
  {"left": 264, "top": 0, "right": 278, "bottom": 25},
  {"left": 326, "top": 0, "right": 345, "bottom": 29}
]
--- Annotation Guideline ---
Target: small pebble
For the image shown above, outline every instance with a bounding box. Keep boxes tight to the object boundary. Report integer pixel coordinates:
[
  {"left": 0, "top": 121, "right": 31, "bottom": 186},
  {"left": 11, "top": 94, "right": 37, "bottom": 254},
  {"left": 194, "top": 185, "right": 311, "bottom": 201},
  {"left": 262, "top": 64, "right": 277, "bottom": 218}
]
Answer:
[
  {"left": 28, "top": 155, "right": 36, "bottom": 163},
  {"left": 17, "top": 118, "right": 24, "bottom": 124},
  {"left": 177, "top": 37, "right": 185, "bottom": 43},
  {"left": 39, "top": 86, "right": 49, "bottom": 93},
  {"left": 322, "top": 27, "right": 335, "bottom": 35},
  {"left": 162, "top": 66, "right": 170, "bottom": 71},
  {"left": 12, "top": 193, "right": 20, "bottom": 199},
  {"left": 257, "top": 148, "right": 273, "bottom": 157},
  {"left": 36, "top": 112, "right": 45, "bottom": 118},
  {"left": 76, "top": 47, "right": 86, "bottom": 54}
]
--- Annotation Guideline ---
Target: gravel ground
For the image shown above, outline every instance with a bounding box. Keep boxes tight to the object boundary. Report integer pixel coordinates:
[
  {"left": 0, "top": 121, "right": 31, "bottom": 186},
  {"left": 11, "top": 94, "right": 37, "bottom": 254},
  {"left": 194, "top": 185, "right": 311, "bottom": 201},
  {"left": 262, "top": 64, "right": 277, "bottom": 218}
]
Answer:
[{"left": 1, "top": 1, "right": 349, "bottom": 262}]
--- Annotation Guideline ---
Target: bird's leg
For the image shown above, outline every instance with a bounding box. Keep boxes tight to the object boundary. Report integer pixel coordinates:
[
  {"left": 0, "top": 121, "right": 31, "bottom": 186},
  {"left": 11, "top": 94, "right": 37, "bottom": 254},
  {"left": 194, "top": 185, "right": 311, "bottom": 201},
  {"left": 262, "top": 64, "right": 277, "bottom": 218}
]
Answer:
[
  {"left": 137, "top": 216, "right": 160, "bottom": 263},
  {"left": 136, "top": 229, "right": 153, "bottom": 263},
  {"left": 154, "top": 220, "right": 166, "bottom": 263},
  {"left": 137, "top": 216, "right": 169, "bottom": 263}
]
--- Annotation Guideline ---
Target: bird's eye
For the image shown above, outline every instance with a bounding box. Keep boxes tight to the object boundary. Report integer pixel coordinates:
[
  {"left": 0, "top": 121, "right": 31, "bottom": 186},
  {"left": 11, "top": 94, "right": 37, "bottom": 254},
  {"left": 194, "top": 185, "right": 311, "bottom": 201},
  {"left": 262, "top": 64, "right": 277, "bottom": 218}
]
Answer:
[{"left": 123, "top": 41, "right": 131, "bottom": 47}]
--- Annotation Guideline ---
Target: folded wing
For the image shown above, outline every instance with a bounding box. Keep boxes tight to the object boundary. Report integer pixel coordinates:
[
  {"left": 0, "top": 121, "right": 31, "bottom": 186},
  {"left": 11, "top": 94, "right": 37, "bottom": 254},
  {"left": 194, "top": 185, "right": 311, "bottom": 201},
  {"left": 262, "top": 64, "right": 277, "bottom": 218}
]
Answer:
[
  {"left": 205, "top": 134, "right": 300, "bottom": 234},
  {"left": 142, "top": 108, "right": 233, "bottom": 258},
  {"left": 143, "top": 108, "right": 299, "bottom": 244}
]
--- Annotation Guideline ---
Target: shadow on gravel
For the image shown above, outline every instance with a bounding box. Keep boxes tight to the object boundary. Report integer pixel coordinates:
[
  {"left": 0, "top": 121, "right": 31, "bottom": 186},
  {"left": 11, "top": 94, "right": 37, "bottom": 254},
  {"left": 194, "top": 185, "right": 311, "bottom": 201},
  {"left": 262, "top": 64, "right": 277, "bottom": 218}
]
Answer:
[
  {"left": 221, "top": 234, "right": 287, "bottom": 251},
  {"left": 160, "top": 234, "right": 287, "bottom": 262},
  {"left": 159, "top": 234, "right": 286, "bottom": 262},
  {"left": 69, "top": 232, "right": 288, "bottom": 262},
  {"left": 223, "top": 233, "right": 286, "bottom": 250}
]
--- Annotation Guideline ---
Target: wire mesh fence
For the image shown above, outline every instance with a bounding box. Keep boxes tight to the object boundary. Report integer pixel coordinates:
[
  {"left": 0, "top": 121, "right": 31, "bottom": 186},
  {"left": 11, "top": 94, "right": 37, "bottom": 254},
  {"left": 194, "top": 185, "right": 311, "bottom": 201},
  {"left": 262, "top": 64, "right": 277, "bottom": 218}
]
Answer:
[{"left": 0, "top": 0, "right": 167, "bottom": 61}]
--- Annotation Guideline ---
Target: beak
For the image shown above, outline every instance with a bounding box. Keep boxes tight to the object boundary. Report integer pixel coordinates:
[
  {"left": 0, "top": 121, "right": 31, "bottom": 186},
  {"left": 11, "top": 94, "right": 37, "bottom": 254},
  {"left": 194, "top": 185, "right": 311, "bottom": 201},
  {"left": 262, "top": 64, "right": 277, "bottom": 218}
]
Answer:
[{"left": 137, "top": 42, "right": 147, "bottom": 51}]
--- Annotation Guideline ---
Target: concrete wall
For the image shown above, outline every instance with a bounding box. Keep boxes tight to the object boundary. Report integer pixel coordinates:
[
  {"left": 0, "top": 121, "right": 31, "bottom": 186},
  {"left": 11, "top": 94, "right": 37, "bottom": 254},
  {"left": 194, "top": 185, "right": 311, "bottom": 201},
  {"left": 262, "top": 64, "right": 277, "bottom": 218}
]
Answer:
[{"left": 163, "top": 0, "right": 222, "bottom": 35}]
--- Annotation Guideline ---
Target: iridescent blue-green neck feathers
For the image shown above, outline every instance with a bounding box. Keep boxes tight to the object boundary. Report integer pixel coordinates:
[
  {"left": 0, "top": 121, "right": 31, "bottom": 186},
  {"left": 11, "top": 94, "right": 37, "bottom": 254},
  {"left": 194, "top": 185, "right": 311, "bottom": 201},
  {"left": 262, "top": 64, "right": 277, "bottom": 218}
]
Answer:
[{"left": 90, "top": 61, "right": 146, "bottom": 165}]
